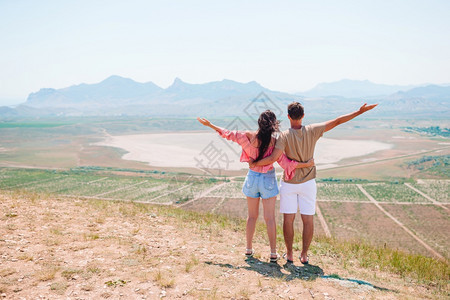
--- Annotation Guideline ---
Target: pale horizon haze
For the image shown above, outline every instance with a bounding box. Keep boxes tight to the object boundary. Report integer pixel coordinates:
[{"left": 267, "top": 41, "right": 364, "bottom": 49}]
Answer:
[{"left": 1, "top": 0, "right": 449, "bottom": 105}]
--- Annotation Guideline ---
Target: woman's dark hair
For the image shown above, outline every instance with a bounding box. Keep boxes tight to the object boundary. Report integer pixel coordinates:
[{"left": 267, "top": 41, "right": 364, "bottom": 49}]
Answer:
[{"left": 255, "top": 110, "right": 280, "bottom": 162}]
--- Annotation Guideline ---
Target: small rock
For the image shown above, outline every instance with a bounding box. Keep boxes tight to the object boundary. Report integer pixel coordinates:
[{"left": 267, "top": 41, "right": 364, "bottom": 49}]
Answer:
[
  {"left": 160, "top": 290, "right": 166, "bottom": 298},
  {"left": 1, "top": 293, "right": 6, "bottom": 298}
]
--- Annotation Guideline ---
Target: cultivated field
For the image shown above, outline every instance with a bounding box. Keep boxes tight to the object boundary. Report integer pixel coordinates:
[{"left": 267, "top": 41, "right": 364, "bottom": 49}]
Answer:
[{"left": 412, "top": 179, "right": 450, "bottom": 202}]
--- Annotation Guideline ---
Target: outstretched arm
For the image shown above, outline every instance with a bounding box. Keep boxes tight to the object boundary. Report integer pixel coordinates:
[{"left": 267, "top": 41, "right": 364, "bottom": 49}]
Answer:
[
  {"left": 321, "top": 103, "right": 377, "bottom": 132},
  {"left": 197, "top": 117, "right": 222, "bottom": 133},
  {"left": 197, "top": 117, "right": 247, "bottom": 145}
]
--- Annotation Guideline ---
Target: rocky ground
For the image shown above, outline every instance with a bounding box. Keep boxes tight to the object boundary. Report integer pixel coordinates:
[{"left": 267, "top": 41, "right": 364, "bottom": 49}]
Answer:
[{"left": 0, "top": 190, "right": 444, "bottom": 299}]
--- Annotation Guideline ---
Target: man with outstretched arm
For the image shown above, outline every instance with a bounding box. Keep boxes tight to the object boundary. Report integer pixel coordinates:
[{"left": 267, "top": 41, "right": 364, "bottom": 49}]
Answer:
[{"left": 249, "top": 102, "right": 377, "bottom": 264}]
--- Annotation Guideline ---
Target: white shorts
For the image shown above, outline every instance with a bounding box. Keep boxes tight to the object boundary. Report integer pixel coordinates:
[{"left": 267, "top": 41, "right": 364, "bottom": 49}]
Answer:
[{"left": 279, "top": 179, "right": 317, "bottom": 215}]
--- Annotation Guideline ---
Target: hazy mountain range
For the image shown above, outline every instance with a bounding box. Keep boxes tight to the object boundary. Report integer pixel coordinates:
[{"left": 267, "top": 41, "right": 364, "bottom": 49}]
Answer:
[
  {"left": 300, "top": 79, "right": 418, "bottom": 98},
  {"left": 1, "top": 76, "right": 449, "bottom": 119}
]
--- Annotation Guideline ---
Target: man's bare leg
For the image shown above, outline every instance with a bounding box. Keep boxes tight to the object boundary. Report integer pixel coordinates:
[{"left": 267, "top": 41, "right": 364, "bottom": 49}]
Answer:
[
  {"left": 300, "top": 214, "right": 314, "bottom": 263},
  {"left": 283, "top": 213, "right": 296, "bottom": 261}
]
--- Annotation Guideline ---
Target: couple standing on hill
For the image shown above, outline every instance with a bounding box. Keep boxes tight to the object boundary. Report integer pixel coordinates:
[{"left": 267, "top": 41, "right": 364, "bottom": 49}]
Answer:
[{"left": 197, "top": 101, "right": 377, "bottom": 264}]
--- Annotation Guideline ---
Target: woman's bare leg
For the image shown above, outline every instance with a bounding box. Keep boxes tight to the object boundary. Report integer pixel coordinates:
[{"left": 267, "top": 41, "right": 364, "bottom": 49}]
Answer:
[
  {"left": 246, "top": 196, "right": 260, "bottom": 252},
  {"left": 262, "top": 196, "right": 277, "bottom": 255}
]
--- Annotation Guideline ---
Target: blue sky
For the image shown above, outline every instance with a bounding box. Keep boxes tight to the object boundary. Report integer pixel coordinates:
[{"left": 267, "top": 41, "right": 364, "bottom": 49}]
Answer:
[{"left": 1, "top": 0, "right": 449, "bottom": 105}]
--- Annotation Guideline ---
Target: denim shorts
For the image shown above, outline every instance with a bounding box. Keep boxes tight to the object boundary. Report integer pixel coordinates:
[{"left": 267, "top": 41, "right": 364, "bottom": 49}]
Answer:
[{"left": 242, "top": 169, "right": 279, "bottom": 199}]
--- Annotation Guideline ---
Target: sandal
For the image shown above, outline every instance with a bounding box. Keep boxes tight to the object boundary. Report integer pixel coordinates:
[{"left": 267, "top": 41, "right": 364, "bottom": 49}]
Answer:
[
  {"left": 282, "top": 253, "right": 294, "bottom": 264},
  {"left": 270, "top": 252, "right": 280, "bottom": 263},
  {"left": 299, "top": 255, "right": 309, "bottom": 265},
  {"left": 245, "top": 249, "right": 254, "bottom": 257}
]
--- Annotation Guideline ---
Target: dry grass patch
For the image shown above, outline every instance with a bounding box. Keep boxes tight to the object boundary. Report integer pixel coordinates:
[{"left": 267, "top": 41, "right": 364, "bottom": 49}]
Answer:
[
  {"left": 131, "top": 225, "right": 141, "bottom": 235},
  {"left": 0, "top": 268, "right": 16, "bottom": 277},
  {"left": 17, "top": 253, "right": 34, "bottom": 261},
  {"left": 237, "top": 288, "right": 250, "bottom": 300},
  {"left": 185, "top": 255, "right": 200, "bottom": 272},
  {"left": 83, "top": 233, "right": 100, "bottom": 241},
  {"left": 133, "top": 244, "right": 147, "bottom": 260},
  {"left": 5, "top": 211, "right": 18, "bottom": 218},
  {"left": 85, "top": 263, "right": 102, "bottom": 276},
  {"left": 196, "top": 288, "right": 221, "bottom": 300},
  {"left": 6, "top": 223, "right": 17, "bottom": 231},
  {"left": 49, "top": 227, "right": 64, "bottom": 235},
  {"left": 153, "top": 270, "right": 175, "bottom": 288},
  {"left": 44, "top": 238, "right": 60, "bottom": 246},
  {"left": 50, "top": 281, "right": 68, "bottom": 295},
  {"left": 61, "top": 268, "right": 83, "bottom": 280},
  {"left": 137, "top": 271, "right": 153, "bottom": 282},
  {"left": 34, "top": 267, "right": 59, "bottom": 281},
  {"left": 95, "top": 216, "right": 106, "bottom": 224}
]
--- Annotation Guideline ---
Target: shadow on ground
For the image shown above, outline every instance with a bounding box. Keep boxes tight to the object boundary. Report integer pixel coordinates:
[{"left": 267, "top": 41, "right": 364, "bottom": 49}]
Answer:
[
  {"left": 205, "top": 258, "right": 395, "bottom": 292},
  {"left": 205, "top": 257, "right": 324, "bottom": 281}
]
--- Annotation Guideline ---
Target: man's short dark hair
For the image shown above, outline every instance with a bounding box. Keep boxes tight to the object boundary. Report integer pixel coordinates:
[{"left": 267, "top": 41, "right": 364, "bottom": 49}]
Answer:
[{"left": 288, "top": 102, "right": 304, "bottom": 120}]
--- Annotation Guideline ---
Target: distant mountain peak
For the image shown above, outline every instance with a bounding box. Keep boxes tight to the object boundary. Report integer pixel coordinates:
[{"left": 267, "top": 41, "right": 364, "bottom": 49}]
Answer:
[
  {"left": 173, "top": 77, "right": 185, "bottom": 84},
  {"left": 247, "top": 80, "right": 262, "bottom": 86},
  {"left": 105, "top": 74, "right": 124, "bottom": 80},
  {"left": 168, "top": 77, "right": 188, "bottom": 88},
  {"left": 100, "top": 75, "right": 134, "bottom": 84}
]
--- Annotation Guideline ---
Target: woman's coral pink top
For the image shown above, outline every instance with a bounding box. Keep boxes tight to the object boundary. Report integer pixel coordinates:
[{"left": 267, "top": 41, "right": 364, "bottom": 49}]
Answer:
[{"left": 218, "top": 128, "right": 298, "bottom": 180}]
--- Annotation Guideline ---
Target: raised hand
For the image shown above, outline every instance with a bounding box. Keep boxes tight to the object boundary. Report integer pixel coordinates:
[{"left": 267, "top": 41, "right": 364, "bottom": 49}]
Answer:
[
  {"left": 197, "top": 117, "right": 211, "bottom": 127},
  {"left": 359, "top": 103, "right": 378, "bottom": 114}
]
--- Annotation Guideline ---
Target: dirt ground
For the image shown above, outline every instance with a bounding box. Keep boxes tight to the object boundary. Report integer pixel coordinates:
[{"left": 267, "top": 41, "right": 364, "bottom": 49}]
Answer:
[{"left": 0, "top": 190, "right": 443, "bottom": 299}]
